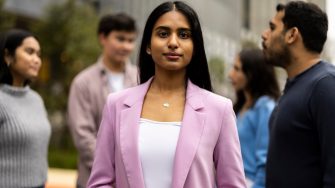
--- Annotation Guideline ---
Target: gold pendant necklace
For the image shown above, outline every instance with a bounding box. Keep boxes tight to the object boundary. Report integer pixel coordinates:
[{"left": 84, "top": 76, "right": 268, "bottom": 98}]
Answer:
[{"left": 162, "top": 102, "right": 170, "bottom": 108}]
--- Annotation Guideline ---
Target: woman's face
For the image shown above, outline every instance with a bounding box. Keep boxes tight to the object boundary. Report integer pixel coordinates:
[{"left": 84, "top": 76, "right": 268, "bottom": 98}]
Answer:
[
  {"left": 229, "top": 55, "right": 247, "bottom": 92},
  {"left": 147, "top": 10, "right": 193, "bottom": 73},
  {"left": 9, "top": 37, "right": 41, "bottom": 86}
]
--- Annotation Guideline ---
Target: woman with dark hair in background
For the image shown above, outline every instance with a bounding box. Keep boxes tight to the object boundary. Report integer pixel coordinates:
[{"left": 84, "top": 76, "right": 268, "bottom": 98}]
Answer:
[
  {"left": 87, "top": 1, "right": 246, "bottom": 187},
  {"left": 229, "top": 48, "right": 280, "bottom": 188},
  {"left": 0, "top": 29, "right": 51, "bottom": 188}
]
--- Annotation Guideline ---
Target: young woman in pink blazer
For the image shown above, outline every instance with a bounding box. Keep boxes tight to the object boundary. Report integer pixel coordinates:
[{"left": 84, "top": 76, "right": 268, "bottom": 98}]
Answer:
[{"left": 87, "top": 1, "right": 246, "bottom": 187}]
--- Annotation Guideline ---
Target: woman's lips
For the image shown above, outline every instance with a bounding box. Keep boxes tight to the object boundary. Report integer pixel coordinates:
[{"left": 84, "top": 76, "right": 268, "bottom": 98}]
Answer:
[{"left": 163, "top": 52, "right": 182, "bottom": 61}]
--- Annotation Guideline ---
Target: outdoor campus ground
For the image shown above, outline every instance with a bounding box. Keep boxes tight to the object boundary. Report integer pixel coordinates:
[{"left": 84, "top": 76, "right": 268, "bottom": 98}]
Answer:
[{"left": 46, "top": 168, "right": 77, "bottom": 188}]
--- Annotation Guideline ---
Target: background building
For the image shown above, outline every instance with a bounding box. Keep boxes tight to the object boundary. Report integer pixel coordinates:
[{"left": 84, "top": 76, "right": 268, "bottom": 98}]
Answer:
[
  {"left": 4, "top": 0, "right": 242, "bottom": 61},
  {"left": 2, "top": 0, "right": 330, "bottom": 61},
  {"left": 244, "top": 0, "right": 325, "bottom": 37},
  {"left": 241, "top": 0, "right": 328, "bottom": 89},
  {"left": 242, "top": 0, "right": 329, "bottom": 60},
  {"left": 3, "top": 0, "right": 243, "bottom": 95}
]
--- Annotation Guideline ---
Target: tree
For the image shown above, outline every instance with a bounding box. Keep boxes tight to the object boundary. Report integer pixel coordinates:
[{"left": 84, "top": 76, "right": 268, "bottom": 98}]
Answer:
[
  {"left": 0, "top": 0, "right": 16, "bottom": 32},
  {"left": 31, "top": 0, "right": 100, "bottom": 168},
  {"left": 31, "top": 0, "right": 100, "bottom": 113}
]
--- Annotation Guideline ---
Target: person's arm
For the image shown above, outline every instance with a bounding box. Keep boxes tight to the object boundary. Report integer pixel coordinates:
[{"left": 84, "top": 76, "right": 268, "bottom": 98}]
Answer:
[
  {"left": 87, "top": 96, "right": 116, "bottom": 187},
  {"left": 214, "top": 100, "right": 246, "bottom": 188},
  {"left": 310, "top": 75, "right": 335, "bottom": 188},
  {"left": 67, "top": 79, "right": 97, "bottom": 170},
  {"left": 252, "top": 99, "right": 274, "bottom": 188}
]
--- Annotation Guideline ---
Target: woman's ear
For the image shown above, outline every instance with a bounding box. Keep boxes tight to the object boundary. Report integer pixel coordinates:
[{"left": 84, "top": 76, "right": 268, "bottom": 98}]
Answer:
[
  {"left": 4, "top": 49, "right": 13, "bottom": 67},
  {"left": 146, "top": 45, "right": 151, "bottom": 55}
]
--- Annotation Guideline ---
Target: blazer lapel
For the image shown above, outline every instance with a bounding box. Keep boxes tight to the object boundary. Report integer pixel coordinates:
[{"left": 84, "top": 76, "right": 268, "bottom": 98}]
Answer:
[
  {"left": 119, "top": 78, "right": 153, "bottom": 188},
  {"left": 172, "top": 81, "right": 206, "bottom": 188}
]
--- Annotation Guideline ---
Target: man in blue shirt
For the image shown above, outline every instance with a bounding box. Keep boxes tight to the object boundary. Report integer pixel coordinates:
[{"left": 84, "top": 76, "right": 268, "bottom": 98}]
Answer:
[{"left": 262, "top": 1, "right": 335, "bottom": 187}]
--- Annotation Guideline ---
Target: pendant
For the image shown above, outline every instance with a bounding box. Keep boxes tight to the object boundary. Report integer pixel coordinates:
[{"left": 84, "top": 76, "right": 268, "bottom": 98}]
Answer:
[{"left": 163, "top": 102, "right": 170, "bottom": 108}]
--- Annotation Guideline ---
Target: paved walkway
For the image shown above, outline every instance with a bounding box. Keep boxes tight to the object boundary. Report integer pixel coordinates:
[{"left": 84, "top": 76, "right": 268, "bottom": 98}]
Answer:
[{"left": 46, "top": 168, "right": 77, "bottom": 188}]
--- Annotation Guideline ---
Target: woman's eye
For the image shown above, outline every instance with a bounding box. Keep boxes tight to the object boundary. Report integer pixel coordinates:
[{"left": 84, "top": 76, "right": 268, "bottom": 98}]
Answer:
[
  {"left": 179, "top": 31, "right": 191, "bottom": 39},
  {"left": 25, "top": 48, "right": 34, "bottom": 55},
  {"left": 158, "top": 31, "right": 169, "bottom": 38}
]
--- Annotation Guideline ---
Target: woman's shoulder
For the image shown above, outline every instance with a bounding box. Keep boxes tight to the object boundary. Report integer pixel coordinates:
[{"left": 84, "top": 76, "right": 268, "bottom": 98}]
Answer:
[
  {"left": 254, "top": 95, "right": 276, "bottom": 110},
  {"left": 0, "top": 84, "right": 42, "bottom": 102},
  {"left": 29, "top": 88, "right": 44, "bottom": 100}
]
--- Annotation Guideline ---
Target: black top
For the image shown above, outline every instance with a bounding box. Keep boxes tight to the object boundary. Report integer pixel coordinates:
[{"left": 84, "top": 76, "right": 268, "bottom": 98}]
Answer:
[{"left": 266, "top": 61, "right": 335, "bottom": 188}]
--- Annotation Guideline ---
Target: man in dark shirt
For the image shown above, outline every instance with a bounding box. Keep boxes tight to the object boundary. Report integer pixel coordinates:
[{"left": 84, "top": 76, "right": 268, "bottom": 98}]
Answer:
[{"left": 261, "top": 1, "right": 335, "bottom": 188}]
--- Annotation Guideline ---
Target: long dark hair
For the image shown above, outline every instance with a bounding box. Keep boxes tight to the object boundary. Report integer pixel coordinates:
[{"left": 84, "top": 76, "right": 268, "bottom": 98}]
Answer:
[
  {"left": 0, "top": 29, "right": 35, "bottom": 85},
  {"left": 138, "top": 1, "right": 212, "bottom": 91},
  {"left": 234, "top": 48, "right": 280, "bottom": 113}
]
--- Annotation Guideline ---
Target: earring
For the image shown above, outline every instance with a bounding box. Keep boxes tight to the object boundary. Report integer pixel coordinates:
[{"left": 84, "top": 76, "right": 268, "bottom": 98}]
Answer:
[{"left": 146, "top": 48, "right": 151, "bottom": 55}]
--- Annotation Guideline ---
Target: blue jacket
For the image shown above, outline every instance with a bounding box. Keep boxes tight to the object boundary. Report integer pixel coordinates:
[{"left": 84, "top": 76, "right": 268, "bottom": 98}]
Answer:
[{"left": 237, "top": 96, "right": 275, "bottom": 188}]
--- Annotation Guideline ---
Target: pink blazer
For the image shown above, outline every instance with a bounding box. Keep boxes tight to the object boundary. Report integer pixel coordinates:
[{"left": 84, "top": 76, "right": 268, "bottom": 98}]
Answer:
[{"left": 87, "top": 78, "right": 246, "bottom": 188}]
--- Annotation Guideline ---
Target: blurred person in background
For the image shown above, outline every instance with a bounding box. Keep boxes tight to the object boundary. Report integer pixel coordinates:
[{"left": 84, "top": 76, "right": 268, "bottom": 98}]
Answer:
[
  {"left": 262, "top": 1, "right": 335, "bottom": 187},
  {"left": 87, "top": 1, "right": 246, "bottom": 187},
  {"left": 229, "top": 48, "right": 280, "bottom": 188},
  {"left": 0, "top": 29, "right": 51, "bottom": 188},
  {"left": 67, "top": 13, "right": 138, "bottom": 188}
]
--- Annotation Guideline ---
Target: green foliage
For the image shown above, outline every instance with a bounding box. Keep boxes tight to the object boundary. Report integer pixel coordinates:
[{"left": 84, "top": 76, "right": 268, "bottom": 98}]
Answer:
[
  {"left": 208, "top": 56, "right": 225, "bottom": 94},
  {"left": 208, "top": 56, "right": 225, "bottom": 83},
  {"left": 31, "top": 0, "right": 99, "bottom": 113},
  {"left": 0, "top": 0, "right": 16, "bottom": 31},
  {"left": 31, "top": 0, "right": 100, "bottom": 113},
  {"left": 48, "top": 146, "right": 77, "bottom": 169},
  {"left": 47, "top": 123, "right": 78, "bottom": 169},
  {"left": 32, "top": 0, "right": 100, "bottom": 84},
  {"left": 29, "top": 0, "right": 100, "bottom": 169}
]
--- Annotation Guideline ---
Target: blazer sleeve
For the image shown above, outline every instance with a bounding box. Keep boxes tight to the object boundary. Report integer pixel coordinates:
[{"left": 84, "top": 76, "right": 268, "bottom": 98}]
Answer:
[
  {"left": 87, "top": 97, "right": 116, "bottom": 187},
  {"left": 67, "top": 79, "right": 97, "bottom": 170},
  {"left": 214, "top": 100, "right": 246, "bottom": 188}
]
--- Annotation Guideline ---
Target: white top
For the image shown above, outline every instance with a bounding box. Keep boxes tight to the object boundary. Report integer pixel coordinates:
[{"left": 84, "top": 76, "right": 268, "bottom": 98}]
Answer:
[
  {"left": 107, "top": 72, "right": 124, "bottom": 92},
  {"left": 138, "top": 118, "right": 181, "bottom": 188}
]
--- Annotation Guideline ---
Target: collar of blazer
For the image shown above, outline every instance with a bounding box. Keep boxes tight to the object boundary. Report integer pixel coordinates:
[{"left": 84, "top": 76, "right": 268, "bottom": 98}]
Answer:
[{"left": 119, "top": 77, "right": 209, "bottom": 188}]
